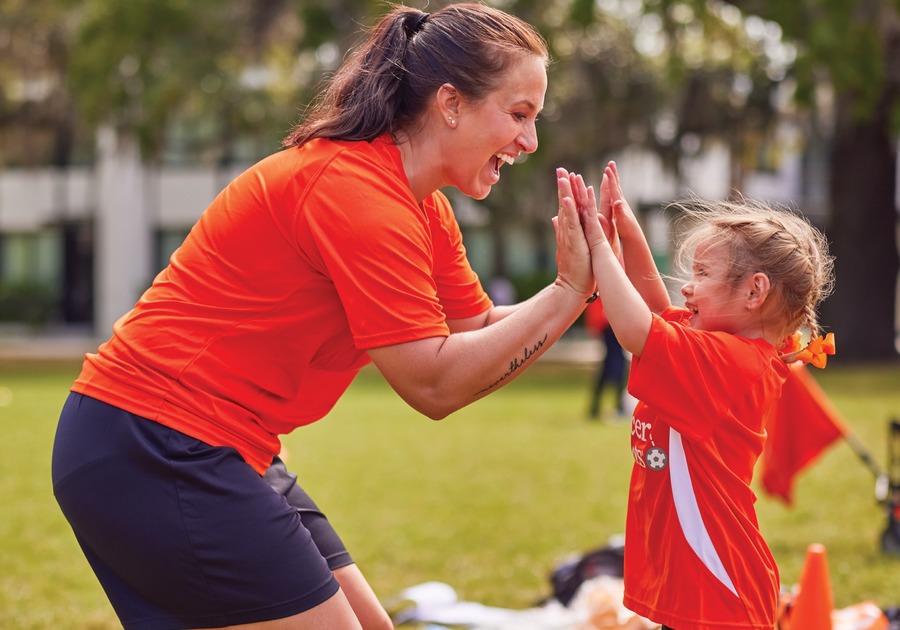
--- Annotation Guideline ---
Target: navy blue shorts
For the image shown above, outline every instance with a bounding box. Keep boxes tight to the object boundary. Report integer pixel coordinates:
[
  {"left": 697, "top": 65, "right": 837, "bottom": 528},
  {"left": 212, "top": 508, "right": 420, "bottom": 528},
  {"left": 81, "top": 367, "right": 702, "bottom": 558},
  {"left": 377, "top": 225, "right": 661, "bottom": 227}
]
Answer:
[
  {"left": 263, "top": 456, "right": 353, "bottom": 571},
  {"left": 52, "top": 393, "right": 341, "bottom": 630}
]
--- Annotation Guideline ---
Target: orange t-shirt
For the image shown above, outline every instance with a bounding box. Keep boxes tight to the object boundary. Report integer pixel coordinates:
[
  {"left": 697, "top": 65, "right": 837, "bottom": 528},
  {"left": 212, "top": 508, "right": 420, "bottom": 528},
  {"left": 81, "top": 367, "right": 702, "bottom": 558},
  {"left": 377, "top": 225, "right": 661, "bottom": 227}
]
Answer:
[
  {"left": 623, "top": 306, "right": 789, "bottom": 629},
  {"left": 72, "top": 136, "right": 492, "bottom": 474}
]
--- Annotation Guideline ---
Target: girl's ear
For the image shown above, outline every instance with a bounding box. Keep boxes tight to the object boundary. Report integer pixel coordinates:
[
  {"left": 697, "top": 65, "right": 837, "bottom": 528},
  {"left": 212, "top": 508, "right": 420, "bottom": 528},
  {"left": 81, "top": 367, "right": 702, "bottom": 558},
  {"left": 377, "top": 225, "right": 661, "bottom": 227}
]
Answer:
[{"left": 746, "top": 272, "right": 771, "bottom": 311}]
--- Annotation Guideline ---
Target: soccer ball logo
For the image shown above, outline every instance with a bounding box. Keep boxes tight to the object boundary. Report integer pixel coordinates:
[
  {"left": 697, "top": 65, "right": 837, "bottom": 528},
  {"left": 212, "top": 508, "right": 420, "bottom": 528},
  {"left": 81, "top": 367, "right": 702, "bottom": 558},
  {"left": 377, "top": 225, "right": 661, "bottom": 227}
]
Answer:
[{"left": 646, "top": 447, "right": 668, "bottom": 471}]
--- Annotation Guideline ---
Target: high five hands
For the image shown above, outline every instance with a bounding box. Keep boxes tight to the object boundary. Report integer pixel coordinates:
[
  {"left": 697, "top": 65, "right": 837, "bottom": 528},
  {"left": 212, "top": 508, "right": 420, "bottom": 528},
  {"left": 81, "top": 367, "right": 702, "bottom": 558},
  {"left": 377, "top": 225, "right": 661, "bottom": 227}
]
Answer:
[{"left": 557, "top": 161, "right": 630, "bottom": 266}]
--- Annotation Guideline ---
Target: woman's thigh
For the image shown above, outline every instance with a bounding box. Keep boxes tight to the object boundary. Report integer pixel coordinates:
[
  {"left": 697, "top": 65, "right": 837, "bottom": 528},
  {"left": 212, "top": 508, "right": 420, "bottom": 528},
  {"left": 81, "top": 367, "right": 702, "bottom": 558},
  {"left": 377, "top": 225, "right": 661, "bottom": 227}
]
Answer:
[{"left": 52, "top": 393, "right": 340, "bottom": 629}]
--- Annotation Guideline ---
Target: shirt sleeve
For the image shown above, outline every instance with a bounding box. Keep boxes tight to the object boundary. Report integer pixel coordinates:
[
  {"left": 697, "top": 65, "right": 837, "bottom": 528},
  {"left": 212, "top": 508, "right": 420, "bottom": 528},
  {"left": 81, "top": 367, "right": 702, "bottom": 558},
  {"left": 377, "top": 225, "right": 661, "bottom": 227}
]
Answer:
[
  {"left": 629, "top": 307, "right": 773, "bottom": 441},
  {"left": 428, "top": 191, "right": 493, "bottom": 321},
  {"left": 298, "top": 151, "right": 460, "bottom": 349}
]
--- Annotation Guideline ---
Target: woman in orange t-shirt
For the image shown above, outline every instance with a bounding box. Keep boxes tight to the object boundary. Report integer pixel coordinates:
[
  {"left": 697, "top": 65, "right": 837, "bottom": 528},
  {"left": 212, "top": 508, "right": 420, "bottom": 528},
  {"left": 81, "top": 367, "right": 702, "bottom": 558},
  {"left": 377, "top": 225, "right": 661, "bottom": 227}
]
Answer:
[
  {"left": 51, "top": 5, "right": 598, "bottom": 630},
  {"left": 561, "top": 162, "right": 834, "bottom": 629}
]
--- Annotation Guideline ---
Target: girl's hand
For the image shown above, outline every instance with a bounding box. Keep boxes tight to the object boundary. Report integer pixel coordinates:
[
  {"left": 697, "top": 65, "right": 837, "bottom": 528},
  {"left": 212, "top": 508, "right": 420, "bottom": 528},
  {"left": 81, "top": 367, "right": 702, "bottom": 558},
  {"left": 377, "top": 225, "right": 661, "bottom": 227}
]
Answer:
[
  {"left": 597, "top": 165, "right": 621, "bottom": 260},
  {"left": 604, "top": 161, "right": 641, "bottom": 244}
]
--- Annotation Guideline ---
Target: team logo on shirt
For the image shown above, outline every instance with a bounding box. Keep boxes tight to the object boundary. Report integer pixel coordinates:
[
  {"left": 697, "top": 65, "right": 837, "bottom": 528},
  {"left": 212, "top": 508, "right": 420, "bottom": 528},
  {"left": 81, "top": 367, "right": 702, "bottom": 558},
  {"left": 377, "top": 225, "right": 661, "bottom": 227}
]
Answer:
[{"left": 645, "top": 447, "right": 668, "bottom": 471}]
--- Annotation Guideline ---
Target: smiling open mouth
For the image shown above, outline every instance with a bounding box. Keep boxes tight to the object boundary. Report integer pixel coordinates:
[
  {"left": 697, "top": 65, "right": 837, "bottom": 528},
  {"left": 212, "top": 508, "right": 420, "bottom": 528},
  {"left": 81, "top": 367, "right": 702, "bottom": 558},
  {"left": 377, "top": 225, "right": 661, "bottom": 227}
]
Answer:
[{"left": 491, "top": 153, "right": 517, "bottom": 177}]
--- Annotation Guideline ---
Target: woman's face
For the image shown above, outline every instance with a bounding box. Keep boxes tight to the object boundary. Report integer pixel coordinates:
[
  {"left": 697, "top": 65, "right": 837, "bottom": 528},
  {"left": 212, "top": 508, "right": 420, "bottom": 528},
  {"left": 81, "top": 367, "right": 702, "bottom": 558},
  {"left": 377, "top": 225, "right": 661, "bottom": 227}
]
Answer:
[{"left": 446, "top": 55, "right": 547, "bottom": 200}]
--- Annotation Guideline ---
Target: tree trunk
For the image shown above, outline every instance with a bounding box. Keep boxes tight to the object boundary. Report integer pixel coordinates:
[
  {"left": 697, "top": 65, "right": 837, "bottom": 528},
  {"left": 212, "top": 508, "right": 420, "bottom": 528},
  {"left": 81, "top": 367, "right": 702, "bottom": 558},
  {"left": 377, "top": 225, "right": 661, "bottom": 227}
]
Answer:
[{"left": 823, "top": 92, "right": 899, "bottom": 361}]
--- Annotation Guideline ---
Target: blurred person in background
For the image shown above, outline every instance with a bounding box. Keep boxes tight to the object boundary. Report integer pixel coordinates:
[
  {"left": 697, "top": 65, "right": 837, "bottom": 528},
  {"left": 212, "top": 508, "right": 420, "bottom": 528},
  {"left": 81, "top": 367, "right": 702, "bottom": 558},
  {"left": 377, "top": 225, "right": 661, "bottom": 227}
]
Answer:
[{"left": 584, "top": 298, "right": 629, "bottom": 419}]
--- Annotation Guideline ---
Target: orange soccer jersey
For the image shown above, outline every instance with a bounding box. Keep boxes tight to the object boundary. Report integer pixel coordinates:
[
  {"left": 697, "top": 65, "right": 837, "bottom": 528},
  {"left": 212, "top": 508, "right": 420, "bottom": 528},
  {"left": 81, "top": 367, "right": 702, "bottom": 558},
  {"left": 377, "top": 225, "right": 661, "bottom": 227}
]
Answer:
[
  {"left": 623, "top": 307, "right": 789, "bottom": 629},
  {"left": 73, "top": 136, "right": 492, "bottom": 474}
]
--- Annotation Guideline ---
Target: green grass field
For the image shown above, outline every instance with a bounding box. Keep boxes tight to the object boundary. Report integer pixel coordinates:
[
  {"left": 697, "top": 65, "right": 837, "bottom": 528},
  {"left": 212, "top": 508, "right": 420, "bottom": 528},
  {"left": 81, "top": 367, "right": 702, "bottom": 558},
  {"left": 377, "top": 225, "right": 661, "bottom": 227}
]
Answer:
[{"left": 1, "top": 357, "right": 898, "bottom": 628}]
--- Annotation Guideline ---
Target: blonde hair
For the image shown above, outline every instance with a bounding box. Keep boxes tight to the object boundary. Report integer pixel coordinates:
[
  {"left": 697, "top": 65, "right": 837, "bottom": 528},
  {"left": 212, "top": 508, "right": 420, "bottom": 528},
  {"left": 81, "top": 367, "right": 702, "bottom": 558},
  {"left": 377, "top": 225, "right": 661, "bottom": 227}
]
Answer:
[{"left": 671, "top": 196, "right": 835, "bottom": 346}]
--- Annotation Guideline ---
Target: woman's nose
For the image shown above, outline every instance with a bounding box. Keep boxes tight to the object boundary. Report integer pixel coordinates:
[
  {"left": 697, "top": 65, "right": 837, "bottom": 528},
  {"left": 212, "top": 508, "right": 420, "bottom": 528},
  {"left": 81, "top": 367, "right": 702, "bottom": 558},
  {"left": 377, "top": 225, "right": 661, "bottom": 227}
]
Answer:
[{"left": 518, "top": 121, "right": 538, "bottom": 154}]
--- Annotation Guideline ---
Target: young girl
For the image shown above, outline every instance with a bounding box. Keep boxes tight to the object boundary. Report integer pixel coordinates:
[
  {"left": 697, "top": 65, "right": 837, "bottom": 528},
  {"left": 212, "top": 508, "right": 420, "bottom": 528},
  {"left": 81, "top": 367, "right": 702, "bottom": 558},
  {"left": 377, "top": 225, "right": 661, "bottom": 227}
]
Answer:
[{"left": 558, "top": 162, "right": 834, "bottom": 629}]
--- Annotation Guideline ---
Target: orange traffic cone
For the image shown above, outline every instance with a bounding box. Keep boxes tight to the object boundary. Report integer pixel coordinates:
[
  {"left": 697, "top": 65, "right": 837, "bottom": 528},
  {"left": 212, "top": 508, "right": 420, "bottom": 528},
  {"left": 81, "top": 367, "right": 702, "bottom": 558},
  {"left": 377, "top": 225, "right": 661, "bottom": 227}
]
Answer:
[{"left": 790, "top": 543, "right": 834, "bottom": 629}]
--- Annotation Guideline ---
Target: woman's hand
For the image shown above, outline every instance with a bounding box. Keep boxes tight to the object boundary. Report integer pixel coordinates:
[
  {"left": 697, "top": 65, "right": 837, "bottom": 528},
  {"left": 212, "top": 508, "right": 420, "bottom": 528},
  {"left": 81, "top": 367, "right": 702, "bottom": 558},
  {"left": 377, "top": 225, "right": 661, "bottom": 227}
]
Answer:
[
  {"left": 557, "top": 168, "right": 608, "bottom": 258},
  {"left": 553, "top": 167, "right": 596, "bottom": 299},
  {"left": 557, "top": 163, "right": 656, "bottom": 357}
]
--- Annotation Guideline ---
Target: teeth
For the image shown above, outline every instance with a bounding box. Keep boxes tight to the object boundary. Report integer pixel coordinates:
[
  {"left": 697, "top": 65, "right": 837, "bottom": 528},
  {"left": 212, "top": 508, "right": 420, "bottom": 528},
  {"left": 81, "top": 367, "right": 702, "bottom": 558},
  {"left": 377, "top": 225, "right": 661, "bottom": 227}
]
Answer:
[{"left": 495, "top": 153, "right": 516, "bottom": 166}]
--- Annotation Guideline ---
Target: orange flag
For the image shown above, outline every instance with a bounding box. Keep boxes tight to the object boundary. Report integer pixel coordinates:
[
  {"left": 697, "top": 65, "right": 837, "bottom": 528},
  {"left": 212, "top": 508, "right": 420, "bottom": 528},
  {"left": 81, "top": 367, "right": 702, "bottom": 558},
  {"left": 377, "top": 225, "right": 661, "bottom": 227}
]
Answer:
[{"left": 760, "top": 363, "right": 849, "bottom": 506}]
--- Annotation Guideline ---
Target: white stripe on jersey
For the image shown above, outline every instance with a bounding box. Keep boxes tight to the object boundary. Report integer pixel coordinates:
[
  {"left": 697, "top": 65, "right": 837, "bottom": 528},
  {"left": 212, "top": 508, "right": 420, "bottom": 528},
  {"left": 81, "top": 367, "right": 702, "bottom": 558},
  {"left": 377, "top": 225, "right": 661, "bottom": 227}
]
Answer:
[{"left": 669, "top": 428, "right": 738, "bottom": 596}]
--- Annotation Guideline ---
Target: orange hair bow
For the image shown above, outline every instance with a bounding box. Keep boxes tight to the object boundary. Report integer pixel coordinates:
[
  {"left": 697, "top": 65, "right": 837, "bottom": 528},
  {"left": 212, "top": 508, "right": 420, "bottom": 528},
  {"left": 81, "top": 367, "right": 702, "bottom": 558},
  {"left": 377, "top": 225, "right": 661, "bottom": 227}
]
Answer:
[{"left": 780, "top": 332, "right": 836, "bottom": 368}]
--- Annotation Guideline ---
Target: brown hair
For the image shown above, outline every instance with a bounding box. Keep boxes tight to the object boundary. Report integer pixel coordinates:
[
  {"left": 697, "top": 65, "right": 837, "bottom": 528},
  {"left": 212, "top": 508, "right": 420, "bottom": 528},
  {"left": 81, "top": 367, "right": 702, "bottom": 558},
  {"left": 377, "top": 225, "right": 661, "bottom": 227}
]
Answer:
[
  {"left": 672, "top": 196, "right": 835, "bottom": 346},
  {"left": 283, "top": 2, "right": 549, "bottom": 147}
]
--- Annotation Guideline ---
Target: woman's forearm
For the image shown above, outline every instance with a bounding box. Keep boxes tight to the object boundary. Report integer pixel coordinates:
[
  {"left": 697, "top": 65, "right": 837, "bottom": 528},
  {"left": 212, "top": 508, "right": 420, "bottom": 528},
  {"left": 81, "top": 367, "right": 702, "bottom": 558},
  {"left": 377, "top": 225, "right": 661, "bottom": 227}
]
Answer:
[{"left": 368, "top": 281, "right": 590, "bottom": 418}]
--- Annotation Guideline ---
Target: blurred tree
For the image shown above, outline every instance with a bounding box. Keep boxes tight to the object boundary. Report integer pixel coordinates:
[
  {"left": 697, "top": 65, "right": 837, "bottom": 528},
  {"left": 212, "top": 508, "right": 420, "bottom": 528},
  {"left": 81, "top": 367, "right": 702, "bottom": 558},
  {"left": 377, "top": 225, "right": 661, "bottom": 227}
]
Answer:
[
  {"left": 482, "top": 0, "right": 790, "bottom": 288},
  {"left": 482, "top": 0, "right": 665, "bottom": 278},
  {"left": 0, "top": 0, "right": 309, "bottom": 165},
  {"left": 2, "top": 0, "right": 896, "bottom": 360},
  {"left": 0, "top": 0, "right": 76, "bottom": 167},
  {"left": 512, "top": 0, "right": 899, "bottom": 361},
  {"left": 66, "top": 0, "right": 308, "bottom": 163},
  {"left": 705, "top": 0, "right": 900, "bottom": 360}
]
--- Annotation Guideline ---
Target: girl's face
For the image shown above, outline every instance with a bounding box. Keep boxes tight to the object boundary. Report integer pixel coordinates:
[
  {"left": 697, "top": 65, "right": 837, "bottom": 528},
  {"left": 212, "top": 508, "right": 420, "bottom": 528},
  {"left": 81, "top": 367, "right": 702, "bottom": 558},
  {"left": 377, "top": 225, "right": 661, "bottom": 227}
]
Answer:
[
  {"left": 446, "top": 55, "right": 546, "bottom": 200},
  {"left": 681, "top": 241, "right": 756, "bottom": 334}
]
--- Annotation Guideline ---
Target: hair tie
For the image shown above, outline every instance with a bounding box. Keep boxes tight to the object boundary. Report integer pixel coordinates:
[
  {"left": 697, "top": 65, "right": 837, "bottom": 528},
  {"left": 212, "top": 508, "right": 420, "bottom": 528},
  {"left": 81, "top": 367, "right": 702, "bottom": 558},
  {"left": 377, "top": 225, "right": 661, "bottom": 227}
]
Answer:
[
  {"left": 779, "top": 332, "right": 836, "bottom": 368},
  {"left": 405, "top": 12, "right": 429, "bottom": 37}
]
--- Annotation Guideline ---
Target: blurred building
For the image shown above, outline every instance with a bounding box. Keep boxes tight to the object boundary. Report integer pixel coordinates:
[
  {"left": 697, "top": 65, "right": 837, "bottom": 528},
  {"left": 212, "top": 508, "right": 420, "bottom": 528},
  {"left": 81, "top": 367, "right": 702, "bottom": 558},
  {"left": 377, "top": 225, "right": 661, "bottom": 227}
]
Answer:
[{"left": 0, "top": 124, "right": 839, "bottom": 338}]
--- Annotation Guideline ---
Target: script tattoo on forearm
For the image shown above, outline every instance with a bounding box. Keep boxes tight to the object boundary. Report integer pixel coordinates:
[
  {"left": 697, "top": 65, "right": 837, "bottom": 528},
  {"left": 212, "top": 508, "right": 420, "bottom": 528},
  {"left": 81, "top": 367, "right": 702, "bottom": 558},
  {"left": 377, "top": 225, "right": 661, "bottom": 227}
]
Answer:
[{"left": 476, "top": 334, "right": 548, "bottom": 395}]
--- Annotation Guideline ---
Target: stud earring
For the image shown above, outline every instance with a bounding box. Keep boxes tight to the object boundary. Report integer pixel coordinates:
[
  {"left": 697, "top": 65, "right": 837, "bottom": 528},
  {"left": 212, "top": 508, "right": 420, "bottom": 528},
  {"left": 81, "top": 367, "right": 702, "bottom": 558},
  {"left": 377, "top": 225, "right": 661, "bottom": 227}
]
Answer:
[{"left": 448, "top": 116, "right": 456, "bottom": 125}]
